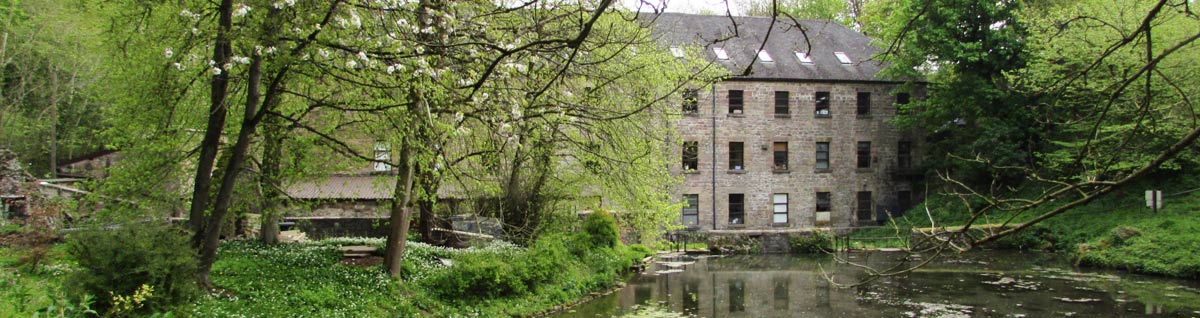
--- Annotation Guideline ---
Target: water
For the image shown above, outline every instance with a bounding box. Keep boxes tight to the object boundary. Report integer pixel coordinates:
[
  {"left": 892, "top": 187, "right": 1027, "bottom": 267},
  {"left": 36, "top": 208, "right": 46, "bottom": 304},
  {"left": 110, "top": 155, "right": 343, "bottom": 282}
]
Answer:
[{"left": 550, "top": 251, "right": 1200, "bottom": 318}]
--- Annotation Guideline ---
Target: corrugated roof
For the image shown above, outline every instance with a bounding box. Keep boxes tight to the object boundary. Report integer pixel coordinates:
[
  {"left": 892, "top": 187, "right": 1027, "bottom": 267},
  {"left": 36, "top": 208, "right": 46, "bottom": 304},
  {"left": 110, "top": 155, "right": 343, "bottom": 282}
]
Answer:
[
  {"left": 650, "top": 13, "right": 886, "bottom": 82},
  {"left": 285, "top": 175, "right": 394, "bottom": 200}
]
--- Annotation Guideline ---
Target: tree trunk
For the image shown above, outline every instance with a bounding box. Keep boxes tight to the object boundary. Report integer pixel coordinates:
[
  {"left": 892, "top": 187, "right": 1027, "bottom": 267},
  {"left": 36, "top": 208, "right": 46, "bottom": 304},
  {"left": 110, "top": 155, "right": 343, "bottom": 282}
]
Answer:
[
  {"left": 384, "top": 144, "right": 416, "bottom": 277},
  {"left": 48, "top": 68, "right": 58, "bottom": 178},
  {"left": 416, "top": 165, "right": 437, "bottom": 242},
  {"left": 259, "top": 113, "right": 283, "bottom": 244},
  {"left": 188, "top": 0, "right": 235, "bottom": 247},
  {"left": 197, "top": 53, "right": 262, "bottom": 289}
]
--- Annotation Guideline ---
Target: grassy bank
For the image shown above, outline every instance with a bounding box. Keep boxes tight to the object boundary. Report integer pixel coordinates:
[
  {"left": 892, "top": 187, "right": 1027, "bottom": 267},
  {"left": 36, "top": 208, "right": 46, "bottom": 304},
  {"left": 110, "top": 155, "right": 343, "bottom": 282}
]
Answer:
[
  {"left": 1, "top": 212, "right": 651, "bottom": 317},
  {"left": 855, "top": 176, "right": 1200, "bottom": 278}
]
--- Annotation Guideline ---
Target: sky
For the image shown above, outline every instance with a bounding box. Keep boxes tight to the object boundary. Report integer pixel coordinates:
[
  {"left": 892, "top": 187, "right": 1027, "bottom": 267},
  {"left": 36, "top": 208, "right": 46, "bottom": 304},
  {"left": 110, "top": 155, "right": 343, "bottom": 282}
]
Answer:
[{"left": 618, "top": 0, "right": 747, "bottom": 15}]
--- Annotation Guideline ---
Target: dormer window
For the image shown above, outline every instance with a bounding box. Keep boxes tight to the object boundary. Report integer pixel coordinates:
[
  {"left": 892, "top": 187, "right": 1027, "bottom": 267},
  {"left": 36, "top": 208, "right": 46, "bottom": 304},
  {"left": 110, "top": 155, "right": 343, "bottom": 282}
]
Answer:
[
  {"left": 374, "top": 142, "right": 390, "bottom": 172},
  {"left": 713, "top": 47, "right": 730, "bottom": 60},
  {"left": 834, "top": 52, "right": 852, "bottom": 64},
  {"left": 670, "top": 46, "right": 685, "bottom": 58},
  {"left": 794, "top": 51, "right": 813, "bottom": 64},
  {"left": 757, "top": 50, "right": 774, "bottom": 62}
]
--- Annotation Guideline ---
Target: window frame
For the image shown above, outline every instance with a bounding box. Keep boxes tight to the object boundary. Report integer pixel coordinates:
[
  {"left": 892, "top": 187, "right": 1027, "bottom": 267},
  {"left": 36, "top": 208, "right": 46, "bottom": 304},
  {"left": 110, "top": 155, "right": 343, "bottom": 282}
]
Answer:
[
  {"left": 815, "top": 192, "right": 831, "bottom": 212},
  {"left": 682, "top": 194, "right": 699, "bottom": 226},
  {"left": 773, "top": 142, "right": 788, "bottom": 170},
  {"left": 729, "top": 142, "right": 744, "bottom": 171},
  {"left": 682, "top": 141, "right": 699, "bottom": 171},
  {"left": 773, "top": 193, "right": 788, "bottom": 224},
  {"left": 815, "top": 91, "right": 831, "bottom": 117},
  {"left": 856, "top": 141, "right": 871, "bottom": 169},
  {"left": 682, "top": 89, "right": 699, "bottom": 113},
  {"left": 815, "top": 142, "right": 830, "bottom": 172},
  {"left": 728, "top": 90, "right": 744, "bottom": 114},
  {"left": 374, "top": 142, "right": 390, "bottom": 172},
  {"left": 856, "top": 191, "right": 873, "bottom": 222},
  {"left": 898, "top": 141, "right": 912, "bottom": 169},
  {"left": 728, "top": 193, "right": 745, "bottom": 225},
  {"left": 856, "top": 92, "right": 871, "bottom": 117},
  {"left": 774, "top": 91, "right": 789, "bottom": 115}
]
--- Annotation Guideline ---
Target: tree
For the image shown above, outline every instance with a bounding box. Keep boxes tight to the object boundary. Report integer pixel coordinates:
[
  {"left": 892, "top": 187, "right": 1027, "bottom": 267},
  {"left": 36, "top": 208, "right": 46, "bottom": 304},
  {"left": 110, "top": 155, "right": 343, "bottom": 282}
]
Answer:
[
  {"left": 742, "top": 0, "right": 866, "bottom": 29},
  {"left": 828, "top": 0, "right": 1200, "bottom": 285}
]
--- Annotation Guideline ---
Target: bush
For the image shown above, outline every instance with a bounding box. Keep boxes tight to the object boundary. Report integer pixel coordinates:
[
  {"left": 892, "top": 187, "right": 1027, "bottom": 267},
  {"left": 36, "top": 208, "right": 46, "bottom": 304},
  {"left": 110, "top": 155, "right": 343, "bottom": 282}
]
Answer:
[
  {"left": 789, "top": 231, "right": 832, "bottom": 254},
  {"left": 65, "top": 223, "right": 198, "bottom": 314},
  {"left": 581, "top": 211, "right": 620, "bottom": 249}
]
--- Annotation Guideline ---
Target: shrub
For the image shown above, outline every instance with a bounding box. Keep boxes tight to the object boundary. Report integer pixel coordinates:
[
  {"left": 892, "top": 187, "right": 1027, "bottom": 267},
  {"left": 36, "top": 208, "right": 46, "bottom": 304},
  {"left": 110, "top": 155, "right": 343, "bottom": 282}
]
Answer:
[
  {"left": 581, "top": 210, "right": 621, "bottom": 250},
  {"left": 789, "top": 231, "right": 832, "bottom": 254},
  {"left": 65, "top": 223, "right": 198, "bottom": 314}
]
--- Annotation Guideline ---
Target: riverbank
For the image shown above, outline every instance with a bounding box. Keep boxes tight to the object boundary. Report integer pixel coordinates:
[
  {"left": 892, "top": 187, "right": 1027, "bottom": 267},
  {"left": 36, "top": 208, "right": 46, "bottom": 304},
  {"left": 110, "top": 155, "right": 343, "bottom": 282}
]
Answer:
[
  {"left": 0, "top": 212, "right": 652, "bottom": 317},
  {"left": 856, "top": 177, "right": 1200, "bottom": 279}
]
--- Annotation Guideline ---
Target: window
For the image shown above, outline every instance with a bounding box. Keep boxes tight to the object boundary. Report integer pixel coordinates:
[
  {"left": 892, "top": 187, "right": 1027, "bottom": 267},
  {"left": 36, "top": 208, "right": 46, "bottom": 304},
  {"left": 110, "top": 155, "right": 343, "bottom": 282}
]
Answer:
[
  {"left": 773, "top": 193, "right": 788, "bottom": 224},
  {"left": 815, "top": 192, "right": 831, "bottom": 212},
  {"left": 856, "top": 92, "right": 871, "bottom": 116},
  {"left": 682, "top": 89, "right": 698, "bottom": 113},
  {"left": 728, "top": 193, "right": 744, "bottom": 224},
  {"left": 374, "top": 142, "right": 390, "bottom": 172},
  {"left": 773, "top": 277, "right": 789, "bottom": 310},
  {"left": 815, "top": 142, "right": 830, "bottom": 171},
  {"left": 682, "top": 141, "right": 699, "bottom": 171},
  {"left": 729, "top": 279, "right": 745, "bottom": 312},
  {"left": 774, "top": 91, "right": 789, "bottom": 115},
  {"left": 857, "top": 141, "right": 871, "bottom": 169},
  {"left": 834, "top": 51, "right": 852, "bottom": 64},
  {"left": 898, "top": 141, "right": 912, "bottom": 169},
  {"left": 729, "top": 142, "right": 744, "bottom": 170},
  {"left": 897, "top": 191, "right": 912, "bottom": 215},
  {"left": 815, "top": 91, "right": 830, "bottom": 117},
  {"left": 896, "top": 92, "right": 911, "bottom": 105},
  {"left": 773, "top": 142, "right": 788, "bottom": 170},
  {"left": 713, "top": 47, "right": 729, "bottom": 60},
  {"left": 794, "top": 51, "right": 814, "bottom": 64},
  {"left": 670, "top": 46, "right": 685, "bottom": 58},
  {"left": 728, "top": 90, "right": 744, "bottom": 114},
  {"left": 857, "top": 191, "right": 873, "bottom": 222},
  {"left": 757, "top": 50, "right": 774, "bottom": 62},
  {"left": 682, "top": 194, "right": 699, "bottom": 226}
]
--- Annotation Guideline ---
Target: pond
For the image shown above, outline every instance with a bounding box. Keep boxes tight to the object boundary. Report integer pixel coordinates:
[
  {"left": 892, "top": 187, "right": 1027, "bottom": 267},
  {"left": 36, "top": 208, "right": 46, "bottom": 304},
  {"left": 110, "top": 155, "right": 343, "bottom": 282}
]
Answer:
[{"left": 549, "top": 251, "right": 1200, "bottom": 318}]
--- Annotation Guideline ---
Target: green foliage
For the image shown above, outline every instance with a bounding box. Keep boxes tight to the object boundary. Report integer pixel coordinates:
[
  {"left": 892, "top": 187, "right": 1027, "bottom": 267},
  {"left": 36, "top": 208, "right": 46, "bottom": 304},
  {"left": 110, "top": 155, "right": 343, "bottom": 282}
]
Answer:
[
  {"left": 789, "top": 231, "right": 833, "bottom": 254},
  {"left": 65, "top": 223, "right": 197, "bottom": 314},
  {"left": 582, "top": 211, "right": 621, "bottom": 249}
]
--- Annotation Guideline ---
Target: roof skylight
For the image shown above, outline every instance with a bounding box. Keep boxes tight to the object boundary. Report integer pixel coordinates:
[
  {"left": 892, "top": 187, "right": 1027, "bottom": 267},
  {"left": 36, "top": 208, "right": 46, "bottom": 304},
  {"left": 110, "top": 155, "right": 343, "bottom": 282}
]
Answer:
[
  {"left": 757, "top": 50, "right": 774, "bottom": 62},
  {"left": 794, "top": 51, "right": 813, "bottom": 64},
  {"left": 713, "top": 47, "right": 729, "bottom": 60},
  {"left": 834, "top": 52, "right": 852, "bottom": 64},
  {"left": 670, "top": 46, "right": 685, "bottom": 58}
]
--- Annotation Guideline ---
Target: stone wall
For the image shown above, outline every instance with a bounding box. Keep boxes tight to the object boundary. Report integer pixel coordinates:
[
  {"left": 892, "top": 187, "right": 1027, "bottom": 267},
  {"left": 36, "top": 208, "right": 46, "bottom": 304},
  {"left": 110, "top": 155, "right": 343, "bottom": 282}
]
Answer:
[
  {"left": 674, "top": 80, "right": 926, "bottom": 231},
  {"left": 285, "top": 217, "right": 390, "bottom": 239},
  {"left": 705, "top": 230, "right": 838, "bottom": 254}
]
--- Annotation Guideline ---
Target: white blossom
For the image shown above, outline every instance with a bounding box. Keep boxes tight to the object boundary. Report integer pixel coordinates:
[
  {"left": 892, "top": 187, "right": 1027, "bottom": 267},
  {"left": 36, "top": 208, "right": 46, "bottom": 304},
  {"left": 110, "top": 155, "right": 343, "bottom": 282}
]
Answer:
[
  {"left": 346, "top": 60, "right": 358, "bottom": 68},
  {"left": 174, "top": 63, "right": 185, "bottom": 71},
  {"left": 164, "top": 47, "right": 174, "bottom": 58},
  {"left": 191, "top": 28, "right": 201, "bottom": 35},
  {"left": 233, "top": 4, "right": 251, "bottom": 17},
  {"left": 211, "top": 67, "right": 222, "bottom": 75},
  {"left": 357, "top": 51, "right": 369, "bottom": 62},
  {"left": 273, "top": 0, "right": 296, "bottom": 9},
  {"left": 318, "top": 49, "right": 330, "bottom": 58},
  {"left": 265, "top": 46, "right": 277, "bottom": 54},
  {"left": 232, "top": 56, "right": 251, "bottom": 64}
]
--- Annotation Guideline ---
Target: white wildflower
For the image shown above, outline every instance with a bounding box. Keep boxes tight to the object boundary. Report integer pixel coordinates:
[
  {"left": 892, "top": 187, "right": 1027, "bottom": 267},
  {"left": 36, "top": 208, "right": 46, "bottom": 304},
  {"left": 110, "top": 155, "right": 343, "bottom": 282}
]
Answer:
[
  {"left": 346, "top": 60, "right": 357, "bottom": 68},
  {"left": 265, "top": 46, "right": 276, "bottom": 54},
  {"left": 174, "top": 63, "right": 184, "bottom": 71},
  {"left": 318, "top": 49, "right": 330, "bottom": 58},
  {"left": 164, "top": 47, "right": 174, "bottom": 58},
  {"left": 211, "top": 67, "right": 222, "bottom": 75},
  {"left": 191, "top": 27, "right": 201, "bottom": 35},
  {"left": 357, "top": 51, "right": 369, "bottom": 62}
]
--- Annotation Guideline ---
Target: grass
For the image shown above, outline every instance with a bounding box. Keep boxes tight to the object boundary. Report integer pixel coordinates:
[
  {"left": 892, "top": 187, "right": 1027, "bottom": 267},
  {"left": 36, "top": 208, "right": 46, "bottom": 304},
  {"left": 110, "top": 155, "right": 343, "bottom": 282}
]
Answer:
[{"left": 856, "top": 175, "right": 1200, "bottom": 278}]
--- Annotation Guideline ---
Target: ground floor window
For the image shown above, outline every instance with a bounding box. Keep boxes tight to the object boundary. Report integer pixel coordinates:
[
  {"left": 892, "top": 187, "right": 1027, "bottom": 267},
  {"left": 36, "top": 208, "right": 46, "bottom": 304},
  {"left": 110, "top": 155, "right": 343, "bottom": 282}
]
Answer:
[
  {"left": 682, "top": 194, "right": 699, "bottom": 226},
  {"left": 773, "top": 193, "right": 788, "bottom": 224},
  {"left": 728, "top": 193, "right": 744, "bottom": 224},
  {"left": 857, "top": 191, "right": 873, "bottom": 222}
]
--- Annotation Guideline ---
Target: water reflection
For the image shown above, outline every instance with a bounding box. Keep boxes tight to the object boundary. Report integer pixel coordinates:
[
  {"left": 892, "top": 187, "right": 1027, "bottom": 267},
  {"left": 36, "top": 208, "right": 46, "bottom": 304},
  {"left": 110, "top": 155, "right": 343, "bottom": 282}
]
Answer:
[{"left": 552, "top": 251, "right": 1200, "bottom": 318}]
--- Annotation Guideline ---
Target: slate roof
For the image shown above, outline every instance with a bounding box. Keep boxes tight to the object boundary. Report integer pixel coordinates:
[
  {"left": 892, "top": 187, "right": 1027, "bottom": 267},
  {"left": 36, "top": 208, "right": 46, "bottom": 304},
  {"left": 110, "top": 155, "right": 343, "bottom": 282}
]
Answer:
[{"left": 650, "top": 13, "right": 888, "bottom": 82}]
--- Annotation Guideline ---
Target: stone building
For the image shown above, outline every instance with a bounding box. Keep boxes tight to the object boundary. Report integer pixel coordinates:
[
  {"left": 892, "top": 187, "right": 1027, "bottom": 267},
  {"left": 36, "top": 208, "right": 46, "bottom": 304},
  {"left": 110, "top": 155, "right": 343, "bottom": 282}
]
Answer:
[{"left": 653, "top": 14, "right": 924, "bottom": 231}]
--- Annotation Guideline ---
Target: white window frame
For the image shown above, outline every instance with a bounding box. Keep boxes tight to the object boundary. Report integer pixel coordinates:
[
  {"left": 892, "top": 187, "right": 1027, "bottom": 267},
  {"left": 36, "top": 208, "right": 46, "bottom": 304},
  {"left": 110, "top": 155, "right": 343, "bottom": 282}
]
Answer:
[
  {"left": 773, "top": 193, "right": 788, "bottom": 224},
  {"left": 670, "top": 46, "right": 685, "bottom": 58},
  {"left": 374, "top": 142, "right": 390, "bottom": 172},
  {"left": 757, "top": 50, "right": 774, "bottom": 62},
  {"left": 794, "top": 51, "right": 814, "bottom": 64},
  {"left": 713, "top": 47, "right": 730, "bottom": 60},
  {"left": 834, "top": 51, "right": 852, "bottom": 64}
]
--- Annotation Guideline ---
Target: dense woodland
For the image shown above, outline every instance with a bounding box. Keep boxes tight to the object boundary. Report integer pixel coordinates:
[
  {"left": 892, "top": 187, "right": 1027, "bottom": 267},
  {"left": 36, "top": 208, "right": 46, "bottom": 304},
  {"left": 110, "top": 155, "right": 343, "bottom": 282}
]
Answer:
[{"left": 0, "top": 0, "right": 1198, "bottom": 316}]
